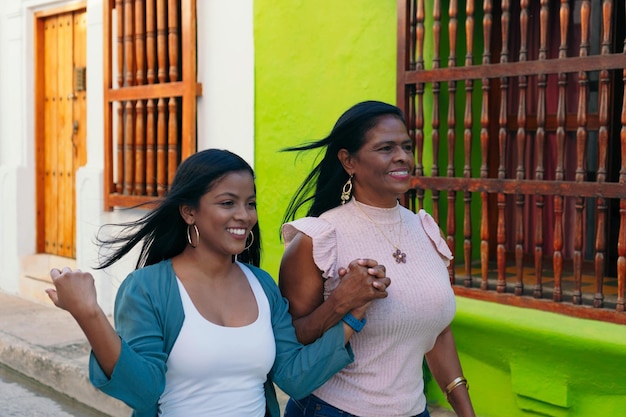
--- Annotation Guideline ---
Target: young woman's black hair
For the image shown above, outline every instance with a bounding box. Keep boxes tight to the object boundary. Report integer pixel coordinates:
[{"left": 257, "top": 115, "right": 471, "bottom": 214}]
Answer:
[
  {"left": 96, "top": 149, "right": 261, "bottom": 269},
  {"left": 281, "top": 100, "right": 406, "bottom": 227}
]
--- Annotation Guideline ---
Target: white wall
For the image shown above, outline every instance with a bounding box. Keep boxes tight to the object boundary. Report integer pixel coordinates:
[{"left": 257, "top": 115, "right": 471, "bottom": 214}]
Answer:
[
  {"left": 0, "top": 0, "right": 254, "bottom": 313},
  {"left": 0, "top": 2, "right": 38, "bottom": 295},
  {"left": 197, "top": 0, "right": 255, "bottom": 166}
]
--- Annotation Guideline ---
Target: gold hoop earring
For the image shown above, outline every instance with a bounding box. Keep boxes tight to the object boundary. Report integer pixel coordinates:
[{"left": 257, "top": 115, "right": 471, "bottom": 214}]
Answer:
[
  {"left": 187, "top": 224, "right": 199, "bottom": 248},
  {"left": 244, "top": 230, "right": 255, "bottom": 250},
  {"left": 341, "top": 174, "right": 353, "bottom": 205}
]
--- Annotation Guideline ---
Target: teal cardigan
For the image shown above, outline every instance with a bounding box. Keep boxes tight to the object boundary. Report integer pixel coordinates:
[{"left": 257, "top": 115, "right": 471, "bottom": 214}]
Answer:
[{"left": 89, "top": 260, "right": 354, "bottom": 417}]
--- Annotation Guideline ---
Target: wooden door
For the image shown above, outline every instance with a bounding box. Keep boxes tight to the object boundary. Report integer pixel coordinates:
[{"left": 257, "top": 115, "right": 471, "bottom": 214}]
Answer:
[{"left": 37, "top": 9, "right": 87, "bottom": 258}]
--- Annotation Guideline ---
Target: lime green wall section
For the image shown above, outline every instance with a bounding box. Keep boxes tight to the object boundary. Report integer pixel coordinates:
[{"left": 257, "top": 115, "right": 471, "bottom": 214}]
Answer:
[
  {"left": 426, "top": 298, "right": 626, "bottom": 416},
  {"left": 254, "top": 0, "right": 398, "bottom": 277}
]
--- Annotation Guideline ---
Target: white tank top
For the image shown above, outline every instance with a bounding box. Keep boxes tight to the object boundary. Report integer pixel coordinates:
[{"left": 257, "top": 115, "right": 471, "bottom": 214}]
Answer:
[{"left": 158, "top": 263, "right": 276, "bottom": 417}]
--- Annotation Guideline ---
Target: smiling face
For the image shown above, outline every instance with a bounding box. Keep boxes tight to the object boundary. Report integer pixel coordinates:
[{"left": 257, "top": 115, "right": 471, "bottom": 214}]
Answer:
[
  {"left": 181, "top": 170, "right": 257, "bottom": 258},
  {"left": 339, "top": 115, "right": 414, "bottom": 208}
]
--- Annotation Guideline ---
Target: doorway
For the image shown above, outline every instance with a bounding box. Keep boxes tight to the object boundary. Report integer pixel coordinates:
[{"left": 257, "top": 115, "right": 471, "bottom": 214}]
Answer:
[{"left": 35, "top": 5, "right": 87, "bottom": 258}]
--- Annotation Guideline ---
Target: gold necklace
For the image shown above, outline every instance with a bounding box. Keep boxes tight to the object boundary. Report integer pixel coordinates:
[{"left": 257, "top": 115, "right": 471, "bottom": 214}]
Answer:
[{"left": 353, "top": 200, "right": 406, "bottom": 264}]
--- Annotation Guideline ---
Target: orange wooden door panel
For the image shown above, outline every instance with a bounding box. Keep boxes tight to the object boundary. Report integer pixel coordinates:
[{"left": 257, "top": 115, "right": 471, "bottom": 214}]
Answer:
[
  {"left": 57, "top": 12, "right": 73, "bottom": 258},
  {"left": 41, "top": 9, "right": 86, "bottom": 258},
  {"left": 71, "top": 10, "right": 88, "bottom": 257},
  {"left": 43, "top": 16, "right": 59, "bottom": 255}
]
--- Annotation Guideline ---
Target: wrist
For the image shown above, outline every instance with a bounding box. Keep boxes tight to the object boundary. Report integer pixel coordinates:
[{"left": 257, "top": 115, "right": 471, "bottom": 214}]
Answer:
[
  {"left": 445, "top": 376, "right": 469, "bottom": 401},
  {"left": 72, "top": 304, "right": 105, "bottom": 326},
  {"left": 327, "top": 291, "right": 352, "bottom": 317},
  {"left": 342, "top": 312, "right": 366, "bottom": 332},
  {"left": 349, "top": 305, "right": 367, "bottom": 319}
]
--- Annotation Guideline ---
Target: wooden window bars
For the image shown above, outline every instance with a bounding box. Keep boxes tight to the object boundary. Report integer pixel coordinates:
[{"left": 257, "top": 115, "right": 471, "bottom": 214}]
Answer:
[
  {"left": 397, "top": 0, "right": 626, "bottom": 324},
  {"left": 103, "top": 0, "right": 201, "bottom": 210}
]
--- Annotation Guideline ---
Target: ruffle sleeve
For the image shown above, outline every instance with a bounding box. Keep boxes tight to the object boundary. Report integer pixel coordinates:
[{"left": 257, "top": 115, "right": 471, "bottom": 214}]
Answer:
[
  {"left": 418, "top": 209, "right": 453, "bottom": 265},
  {"left": 282, "top": 217, "right": 338, "bottom": 280}
]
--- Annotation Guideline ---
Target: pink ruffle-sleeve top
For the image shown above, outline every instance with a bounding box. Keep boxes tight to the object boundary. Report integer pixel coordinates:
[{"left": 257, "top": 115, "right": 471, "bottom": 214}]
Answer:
[{"left": 282, "top": 199, "right": 456, "bottom": 417}]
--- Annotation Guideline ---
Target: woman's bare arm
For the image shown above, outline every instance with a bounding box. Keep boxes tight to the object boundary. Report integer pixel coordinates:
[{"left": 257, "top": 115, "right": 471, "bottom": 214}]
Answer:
[
  {"left": 425, "top": 325, "right": 475, "bottom": 417},
  {"left": 279, "top": 232, "right": 389, "bottom": 344},
  {"left": 47, "top": 267, "right": 121, "bottom": 377}
]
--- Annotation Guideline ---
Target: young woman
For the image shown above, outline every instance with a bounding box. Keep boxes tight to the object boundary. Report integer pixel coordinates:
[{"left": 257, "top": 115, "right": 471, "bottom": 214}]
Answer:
[
  {"left": 280, "top": 101, "right": 476, "bottom": 417},
  {"left": 46, "top": 149, "right": 390, "bottom": 417}
]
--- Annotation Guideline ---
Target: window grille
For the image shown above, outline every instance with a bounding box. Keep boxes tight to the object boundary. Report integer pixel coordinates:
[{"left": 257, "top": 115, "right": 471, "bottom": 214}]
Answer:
[
  {"left": 397, "top": 0, "right": 626, "bottom": 324},
  {"left": 103, "top": 0, "right": 201, "bottom": 209}
]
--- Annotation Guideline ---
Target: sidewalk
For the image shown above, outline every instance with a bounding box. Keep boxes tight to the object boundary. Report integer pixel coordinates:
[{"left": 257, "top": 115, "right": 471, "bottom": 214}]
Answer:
[
  {"left": 0, "top": 291, "right": 455, "bottom": 417},
  {"left": 0, "top": 291, "right": 131, "bottom": 416}
]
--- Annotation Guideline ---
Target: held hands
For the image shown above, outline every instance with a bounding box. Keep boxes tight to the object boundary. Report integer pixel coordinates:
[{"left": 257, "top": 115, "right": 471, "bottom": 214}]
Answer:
[
  {"left": 334, "top": 259, "right": 390, "bottom": 315},
  {"left": 46, "top": 267, "right": 100, "bottom": 319}
]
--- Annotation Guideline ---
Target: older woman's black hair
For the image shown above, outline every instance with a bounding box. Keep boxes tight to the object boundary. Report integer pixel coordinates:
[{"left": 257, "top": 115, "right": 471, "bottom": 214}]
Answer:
[
  {"left": 281, "top": 100, "right": 407, "bottom": 226},
  {"left": 96, "top": 149, "right": 261, "bottom": 269}
]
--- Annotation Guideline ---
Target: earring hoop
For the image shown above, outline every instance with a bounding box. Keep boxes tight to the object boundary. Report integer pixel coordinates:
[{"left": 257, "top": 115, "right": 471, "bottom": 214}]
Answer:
[
  {"left": 341, "top": 174, "right": 353, "bottom": 205},
  {"left": 186, "top": 224, "right": 199, "bottom": 248},
  {"left": 244, "top": 230, "right": 255, "bottom": 250}
]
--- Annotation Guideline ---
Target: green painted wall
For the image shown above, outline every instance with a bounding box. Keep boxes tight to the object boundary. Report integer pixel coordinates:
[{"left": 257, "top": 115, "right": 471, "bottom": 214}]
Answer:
[
  {"left": 254, "top": 0, "right": 398, "bottom": 277},
  {"left": 429, "top": 298, "right": 626, "bottom": 416}
]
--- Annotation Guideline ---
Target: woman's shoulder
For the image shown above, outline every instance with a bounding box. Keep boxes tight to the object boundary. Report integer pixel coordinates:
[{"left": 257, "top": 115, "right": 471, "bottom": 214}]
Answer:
[
  {"left": 239, "top": 263, "right": 282, "bottom": 301},
  {"left": 127, "top": 259, "right": 172, "bottom": 278},
  {"left": 119, "top": 259, "right": 175, "bottom": 293},
  {"left": 241, "top": 262, "right": 274, "bottom": 283},
  {"left": 411, "top": 209, "right": 453, "bottom": 261},
  {"left": 282, "top": 216, "right": 335, "bottom": 244},
  {"left": 401, "top": 206, "right": 436, "bottom": 224},
  {"left": 319, "top": 203, "right": 351, "bottom": 220}
]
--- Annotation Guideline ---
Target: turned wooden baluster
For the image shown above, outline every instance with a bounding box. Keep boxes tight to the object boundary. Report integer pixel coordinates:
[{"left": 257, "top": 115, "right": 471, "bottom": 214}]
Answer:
[
  {"left": 134, "top": 0, "right": 146, "bottom": 195},
  {"left": 496, "top": 0, "right": 510, "bottom": 293},
  {"left": 124, "top": 0, "right": 136, "bottom": 195},
  {"left": 116, "top": 101, "right": 124, "bottom": 193},
  {"left": 156, "top": 0, "right": 167, "bottom": 196},
  {"left": 553, "top": 0, "right": 570, "bottom": 302},
  {"left": 167, "top": 0, "right": 179, "bottom": 189},
  {"left": 617, "top": 0, "right": 625, "bottom": 313},
  {"left": 407, "top": 85, "right": 418, "bottom": 213},
  {"left": 146, "top": 0, "right": 156, "bottom": 85},
  {"left": 413, "top": 0, "right": 425, "bottom": 211},
  {"left": 573, "top": 1, "right": 591, "bottom": 305},
  {"left": 534, "top": 0, "right": 549, "bottom": 298},
  {"left": 595, "top": 0, "right": 612, "bottom": 308},
  {"left": 446, "top": 0, "right": 458, "bottom": 284},
  {"left": 145, "top": 0, "right": 156, "bottom": 196},
  {"left": 402, "top": 0, "right": 414, "bottom": 211},
  {"left": 463, "top": 0, "right": 475, "bottom": 288},
  {"left": 513, "top": 0, "right": 529, "bottom": 296},
  {"left": 135, "top": 0, "right": 145, "bottom": 84},
  {"left": 410, "top": 0, "right": 418, "bottom": 72},
  {"left": 135, "top": 97, "right": 146, "bottom": 195},
  {"left": 479, "top": 0, "right": 492, "bottom": 291},
  {"left": 409, "top": 0, "right": 417, "bottom": 72},
  {"left": 431, "top": 0, "right": 442, "bottom": 224},
  {"left": 157, "top": 101, "right": 167, "bottom": 194},
  {"left": 115, "top": 0, "right": 125, "bottom": 194}
]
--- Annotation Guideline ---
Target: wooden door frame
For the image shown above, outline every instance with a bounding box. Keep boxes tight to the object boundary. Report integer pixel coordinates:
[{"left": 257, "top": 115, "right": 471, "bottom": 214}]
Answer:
[{"left": 34, "top": 1, "right": 86, "bottom": 254}]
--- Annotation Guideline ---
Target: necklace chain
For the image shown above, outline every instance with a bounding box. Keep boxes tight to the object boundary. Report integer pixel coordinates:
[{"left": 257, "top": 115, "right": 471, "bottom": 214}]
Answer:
[{"left": 353, "top": 200, "right": 407, "bottom": 264}]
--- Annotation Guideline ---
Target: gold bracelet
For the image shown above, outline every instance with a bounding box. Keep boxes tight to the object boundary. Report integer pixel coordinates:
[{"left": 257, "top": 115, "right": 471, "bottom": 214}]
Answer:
[{"left": 445, "top": 376, "right": 469, "bottom": 398}]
